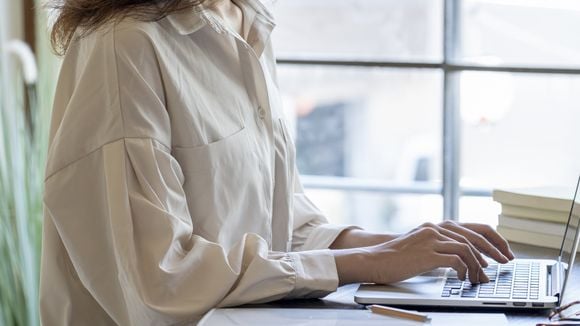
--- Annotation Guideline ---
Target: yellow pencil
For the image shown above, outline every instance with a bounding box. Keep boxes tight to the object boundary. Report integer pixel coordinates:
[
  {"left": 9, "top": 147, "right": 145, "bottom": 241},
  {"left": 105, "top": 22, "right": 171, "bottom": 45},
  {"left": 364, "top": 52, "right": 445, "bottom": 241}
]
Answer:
[{"left": 369, "top": 304, "right": 430, "bottom": 323}]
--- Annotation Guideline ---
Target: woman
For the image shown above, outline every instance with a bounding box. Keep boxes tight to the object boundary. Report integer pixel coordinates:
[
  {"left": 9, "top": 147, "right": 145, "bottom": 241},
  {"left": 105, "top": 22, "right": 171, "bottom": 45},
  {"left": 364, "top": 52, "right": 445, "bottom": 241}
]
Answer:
[{"left": 41, "top": 0, "right": 515, "bottom": 325}]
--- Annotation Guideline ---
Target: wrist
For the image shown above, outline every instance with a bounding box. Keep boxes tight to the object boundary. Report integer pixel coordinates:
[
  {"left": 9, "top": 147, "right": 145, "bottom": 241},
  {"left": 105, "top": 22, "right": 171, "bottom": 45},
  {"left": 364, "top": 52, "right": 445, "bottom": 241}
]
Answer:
[
  {"left": 367, "top": 232, "right": 400, "bottom": 245},
  {"left": 332, "top": 247, "right": 372, "bottom": 285}
]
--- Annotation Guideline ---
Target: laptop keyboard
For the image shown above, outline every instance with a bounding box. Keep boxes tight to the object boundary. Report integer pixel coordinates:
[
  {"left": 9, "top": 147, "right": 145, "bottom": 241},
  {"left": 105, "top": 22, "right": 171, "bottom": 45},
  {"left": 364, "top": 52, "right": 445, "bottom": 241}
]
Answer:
[{"left": 441, "top": 262, "right": 540, "bottom": 300}]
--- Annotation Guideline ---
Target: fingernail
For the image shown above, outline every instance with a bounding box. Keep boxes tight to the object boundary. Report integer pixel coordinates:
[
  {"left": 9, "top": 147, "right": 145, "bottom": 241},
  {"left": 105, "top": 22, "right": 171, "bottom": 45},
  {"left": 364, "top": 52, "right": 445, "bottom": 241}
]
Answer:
[
  {"left": 482, "top": 273, "right": 489, "bottom": 283},
  {"left": 482, "top": 260, "right": 489, "bottom": 267}
]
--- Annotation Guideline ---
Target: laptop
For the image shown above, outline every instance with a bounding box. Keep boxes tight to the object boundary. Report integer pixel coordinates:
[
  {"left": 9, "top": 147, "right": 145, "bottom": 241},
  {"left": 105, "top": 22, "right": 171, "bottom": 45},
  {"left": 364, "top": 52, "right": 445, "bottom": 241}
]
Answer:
[{"left": 355, "top": 176, "right": 580, "bottom": 309}]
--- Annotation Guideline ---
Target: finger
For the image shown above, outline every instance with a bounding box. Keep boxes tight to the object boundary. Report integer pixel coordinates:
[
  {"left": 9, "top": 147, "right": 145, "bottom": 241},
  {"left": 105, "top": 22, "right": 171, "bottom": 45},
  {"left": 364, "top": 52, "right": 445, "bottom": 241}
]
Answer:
[
  {"left": 434, "top": 241, "right": 489, "bottom": 283},
  {"left": 434, "top": 254, "right": 468, "bottom": 281},
  {"left": 462, "top": 223, "right": 515, "bottom": 260},
  {"left": 440, "top": 221, "right": 509, "bottom": 263},
  {"left": 440, "top": 241, "right": 488, "bottom": 283},
  {"left": 434, "top": 226, "right": 488, "bottom": 267}
]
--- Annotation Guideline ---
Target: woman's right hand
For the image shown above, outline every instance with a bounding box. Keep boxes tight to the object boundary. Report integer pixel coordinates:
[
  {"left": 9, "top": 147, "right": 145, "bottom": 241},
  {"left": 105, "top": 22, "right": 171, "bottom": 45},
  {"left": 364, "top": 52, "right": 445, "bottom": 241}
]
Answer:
[{"left": 333, "top": 225, "right": 503, "bottom": 286}]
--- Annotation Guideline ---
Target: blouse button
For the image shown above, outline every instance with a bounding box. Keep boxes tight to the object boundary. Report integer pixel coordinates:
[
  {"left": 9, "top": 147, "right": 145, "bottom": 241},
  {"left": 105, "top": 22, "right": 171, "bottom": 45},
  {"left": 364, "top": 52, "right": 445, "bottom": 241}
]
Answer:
[{"left": 258, "top": 106, "right": 266, "bottom": 119}]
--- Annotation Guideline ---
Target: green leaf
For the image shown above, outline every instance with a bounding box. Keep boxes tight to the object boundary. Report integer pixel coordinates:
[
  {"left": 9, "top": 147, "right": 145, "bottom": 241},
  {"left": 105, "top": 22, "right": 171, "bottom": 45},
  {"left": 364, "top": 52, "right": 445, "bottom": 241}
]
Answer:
[{"left": 0, "top": 4, "right": 57, "bottom": 325}]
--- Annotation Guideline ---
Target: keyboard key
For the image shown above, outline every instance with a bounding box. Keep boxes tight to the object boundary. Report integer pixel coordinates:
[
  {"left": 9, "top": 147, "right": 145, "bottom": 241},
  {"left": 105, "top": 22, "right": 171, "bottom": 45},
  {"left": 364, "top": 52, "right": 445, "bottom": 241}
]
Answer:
[{"left": 446, "top": 262, "right": 542, "bottom": 301}]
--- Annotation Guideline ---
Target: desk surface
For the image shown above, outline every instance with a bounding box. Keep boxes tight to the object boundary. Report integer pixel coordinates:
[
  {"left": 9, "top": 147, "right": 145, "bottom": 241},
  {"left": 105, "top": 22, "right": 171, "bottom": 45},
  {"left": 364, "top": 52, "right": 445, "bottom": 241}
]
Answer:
[{"left": 245, "top": 243, "right": 579, "bottom": 325}]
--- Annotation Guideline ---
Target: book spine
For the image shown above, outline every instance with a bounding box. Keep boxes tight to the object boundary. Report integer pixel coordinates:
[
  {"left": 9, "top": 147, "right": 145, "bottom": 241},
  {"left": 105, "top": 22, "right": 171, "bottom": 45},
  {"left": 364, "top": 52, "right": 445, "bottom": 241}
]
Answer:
[
  {"left": 498, "top": 215, "right": 566, "bottom": 236},
  {"left": 492, "top": 190, "right": 572, "bottom": 212},
  {"left": 500, "top": 205, "right": 573, "bottom": 223},
  {"left": 496, "top": 225, "right": 563, "bottom": 250}
]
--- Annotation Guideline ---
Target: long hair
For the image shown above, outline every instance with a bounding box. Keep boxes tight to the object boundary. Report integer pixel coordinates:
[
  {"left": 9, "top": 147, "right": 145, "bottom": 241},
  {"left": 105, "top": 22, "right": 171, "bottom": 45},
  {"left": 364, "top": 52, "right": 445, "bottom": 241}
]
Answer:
[{"left": 49, "top": 0, "right": 205, "bottom": 55}]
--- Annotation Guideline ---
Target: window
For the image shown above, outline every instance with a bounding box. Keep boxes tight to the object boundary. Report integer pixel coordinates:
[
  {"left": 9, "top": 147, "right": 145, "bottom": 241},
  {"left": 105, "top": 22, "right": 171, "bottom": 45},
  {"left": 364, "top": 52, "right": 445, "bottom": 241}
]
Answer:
[{"left": 272, "top": 0, "right": 580, "bottom": 232}]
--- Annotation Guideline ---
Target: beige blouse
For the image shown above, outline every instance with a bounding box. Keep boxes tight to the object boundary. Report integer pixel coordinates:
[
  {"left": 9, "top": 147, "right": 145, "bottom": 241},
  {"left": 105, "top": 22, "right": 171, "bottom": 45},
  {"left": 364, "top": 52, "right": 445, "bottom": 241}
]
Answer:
[{"left": 40, "top": 1, "right": 355, "bottom": 325}]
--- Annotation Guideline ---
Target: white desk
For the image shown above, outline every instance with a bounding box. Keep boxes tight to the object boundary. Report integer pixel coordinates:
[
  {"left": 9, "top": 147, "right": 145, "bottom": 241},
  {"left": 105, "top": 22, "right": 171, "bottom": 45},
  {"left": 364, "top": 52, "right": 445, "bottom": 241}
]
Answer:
[
  {"left": 203, "top": 243, "right": 579, "bottom": 325},
  {"left": 200, "top": 307, "right": 508, "bottom": 325}
]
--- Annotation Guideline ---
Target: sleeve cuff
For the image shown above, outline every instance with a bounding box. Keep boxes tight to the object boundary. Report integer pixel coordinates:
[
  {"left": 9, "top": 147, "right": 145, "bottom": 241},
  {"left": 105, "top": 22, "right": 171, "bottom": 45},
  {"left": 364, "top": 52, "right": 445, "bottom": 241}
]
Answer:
[
  {"left": 285, "top": 249, "right": 339, "bottom": 299},
  {"left": 302, "top": 224, "right": 362, "bottom": 251}
]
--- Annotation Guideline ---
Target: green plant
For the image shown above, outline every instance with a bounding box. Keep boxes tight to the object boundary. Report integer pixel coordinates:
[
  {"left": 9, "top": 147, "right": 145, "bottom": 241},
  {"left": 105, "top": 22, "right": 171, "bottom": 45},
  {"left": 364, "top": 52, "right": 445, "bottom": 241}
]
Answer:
[
  {"left": 0, "top": 45, "right": 43, "bottom": 326},
  {"left": 0, "top": 4, "right": 56, "bottom": 325}
]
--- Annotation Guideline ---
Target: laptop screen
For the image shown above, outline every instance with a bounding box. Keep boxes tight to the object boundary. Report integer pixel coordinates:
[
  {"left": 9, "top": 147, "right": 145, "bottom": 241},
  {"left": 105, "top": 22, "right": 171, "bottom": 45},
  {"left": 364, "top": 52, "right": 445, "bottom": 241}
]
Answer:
[{"left": 559, "top": 175, "right": 580, "bottom": 300}]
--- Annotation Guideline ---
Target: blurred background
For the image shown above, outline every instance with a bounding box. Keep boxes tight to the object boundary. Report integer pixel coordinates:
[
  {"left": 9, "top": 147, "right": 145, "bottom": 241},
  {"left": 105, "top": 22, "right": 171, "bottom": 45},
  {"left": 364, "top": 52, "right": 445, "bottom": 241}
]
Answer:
[
  {"left": 272, "top": 0, "right": 580, "bottom": 232},
  {"left": 1, "top": 0, "right": 57, "bottom": 325},
  {"left": 1, "top": 0, "right": 579, "bottom": 325}
]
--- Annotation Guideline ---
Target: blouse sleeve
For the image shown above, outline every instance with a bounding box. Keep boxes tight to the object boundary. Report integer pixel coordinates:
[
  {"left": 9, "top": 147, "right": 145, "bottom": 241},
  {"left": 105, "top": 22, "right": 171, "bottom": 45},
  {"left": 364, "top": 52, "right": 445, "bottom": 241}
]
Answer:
[
  {"left": 43, "top": 137, "right": 339, "bottom": 325},
  {"left": 42, "top": 25, "right": 338, "bottom": 325},
  {"left": 290, "top": 169, "right": 362, "bottom": 252}
]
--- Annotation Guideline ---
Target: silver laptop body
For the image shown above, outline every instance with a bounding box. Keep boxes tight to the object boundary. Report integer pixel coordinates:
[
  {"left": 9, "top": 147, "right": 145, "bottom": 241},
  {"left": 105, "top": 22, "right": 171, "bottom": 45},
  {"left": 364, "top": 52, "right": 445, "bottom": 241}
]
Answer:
[{"left": 355, "top": 176, "right": 580, "bottom": 309}]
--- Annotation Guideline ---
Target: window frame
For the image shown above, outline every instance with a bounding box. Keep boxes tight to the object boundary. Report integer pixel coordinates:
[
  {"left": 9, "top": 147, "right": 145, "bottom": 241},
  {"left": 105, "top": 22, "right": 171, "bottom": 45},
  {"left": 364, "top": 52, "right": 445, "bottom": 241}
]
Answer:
[{"left": 276, "top": 0, "right": 580, "bottom": 220}]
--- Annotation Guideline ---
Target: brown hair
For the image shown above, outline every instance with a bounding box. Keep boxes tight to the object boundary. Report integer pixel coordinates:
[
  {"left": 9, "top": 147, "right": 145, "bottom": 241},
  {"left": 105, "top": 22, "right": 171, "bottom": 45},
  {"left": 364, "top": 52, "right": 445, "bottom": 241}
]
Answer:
[{"left": 49, "top": 0, "right": 205, "bottom": 55}]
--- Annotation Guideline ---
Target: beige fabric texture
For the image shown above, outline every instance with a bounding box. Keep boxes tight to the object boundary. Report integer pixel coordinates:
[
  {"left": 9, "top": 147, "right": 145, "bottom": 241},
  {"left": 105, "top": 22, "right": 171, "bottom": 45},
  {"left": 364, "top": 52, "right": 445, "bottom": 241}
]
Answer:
[{"left": 40, "top": 1, "right": 356, "bottom": 325}]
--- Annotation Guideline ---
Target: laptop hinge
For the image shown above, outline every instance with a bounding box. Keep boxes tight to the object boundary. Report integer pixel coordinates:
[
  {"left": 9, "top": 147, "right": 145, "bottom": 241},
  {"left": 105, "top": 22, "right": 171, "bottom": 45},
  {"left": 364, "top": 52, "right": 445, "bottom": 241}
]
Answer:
[{"left": 549, "top": 261, "right": 564, "bottom": 297}]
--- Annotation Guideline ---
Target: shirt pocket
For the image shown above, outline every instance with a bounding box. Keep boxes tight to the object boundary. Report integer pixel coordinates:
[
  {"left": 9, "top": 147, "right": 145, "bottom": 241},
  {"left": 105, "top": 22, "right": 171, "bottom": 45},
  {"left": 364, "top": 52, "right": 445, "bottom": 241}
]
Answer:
[
  {"left": 171, "top": 127, "right": 266, "bottom": 246},
  {"left": 172, "top": 127, "right": 251, "bottom": 172}
]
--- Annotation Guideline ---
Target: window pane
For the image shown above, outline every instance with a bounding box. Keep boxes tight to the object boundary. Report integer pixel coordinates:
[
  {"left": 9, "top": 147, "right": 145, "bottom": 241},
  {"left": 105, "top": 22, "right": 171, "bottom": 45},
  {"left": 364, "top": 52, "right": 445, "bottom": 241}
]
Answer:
[
  {"left": 460, "top": 71, "right": 580, "bottom": 190},
  {"left": 305, "top": 189, "right": 443, "bottom": 233},
  {"left": 459, "top": 196, "right": 501, "bottom": 225},
  {"left": 278, "top": 65, "right": 443, "bottom": 183},
  {"left": 272, "top": 0, "right": 443, "bottom": 61},
  {"left": 460, "top": 0, "right": 580, "bottom": 66}
]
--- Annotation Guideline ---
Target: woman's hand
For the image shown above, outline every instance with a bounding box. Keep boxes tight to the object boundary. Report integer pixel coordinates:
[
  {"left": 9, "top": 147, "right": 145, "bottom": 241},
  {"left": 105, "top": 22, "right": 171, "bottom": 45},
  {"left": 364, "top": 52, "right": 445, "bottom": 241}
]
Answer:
[{"left": 332, "top": 221, "right": 515, "bottom": 286}]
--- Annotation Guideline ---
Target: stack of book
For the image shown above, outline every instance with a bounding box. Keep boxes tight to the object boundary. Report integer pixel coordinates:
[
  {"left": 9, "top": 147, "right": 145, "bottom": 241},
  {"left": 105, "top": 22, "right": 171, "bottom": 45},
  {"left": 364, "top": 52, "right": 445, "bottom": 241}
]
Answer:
[{"left": 493, "top": 186, "right": 579, "bottom": 249}]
